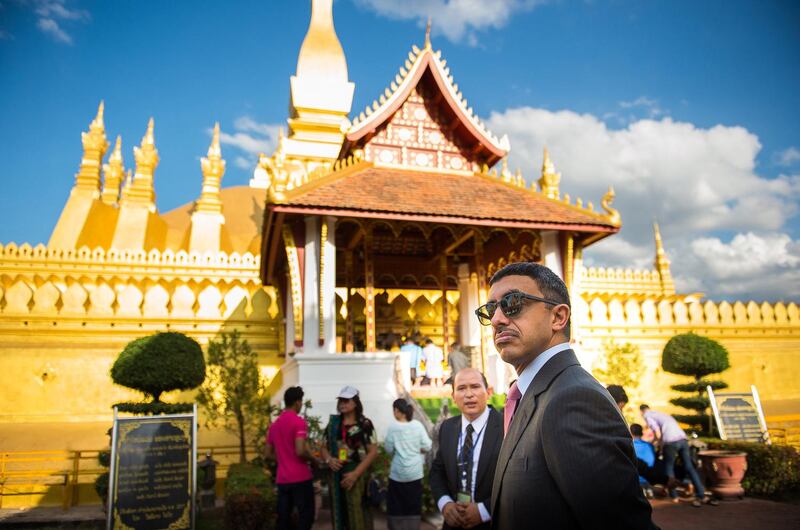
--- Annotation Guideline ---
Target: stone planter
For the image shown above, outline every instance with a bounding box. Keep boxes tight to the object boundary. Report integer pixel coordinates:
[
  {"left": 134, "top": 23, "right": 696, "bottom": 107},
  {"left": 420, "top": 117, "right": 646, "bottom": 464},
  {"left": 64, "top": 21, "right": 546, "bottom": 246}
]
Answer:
[{"left": 698, "top": 450, "right": 747, "bottom": 500}]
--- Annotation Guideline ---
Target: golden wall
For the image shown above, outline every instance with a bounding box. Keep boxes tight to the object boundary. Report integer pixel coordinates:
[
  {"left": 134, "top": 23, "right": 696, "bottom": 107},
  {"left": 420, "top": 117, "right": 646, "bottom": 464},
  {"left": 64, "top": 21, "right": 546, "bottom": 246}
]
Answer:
[
  {"left": 0, "top": 243, "right": 282, "bottom": 423},
  {"left": 575, "top": 293, "right": 800, "bottom": 418}
]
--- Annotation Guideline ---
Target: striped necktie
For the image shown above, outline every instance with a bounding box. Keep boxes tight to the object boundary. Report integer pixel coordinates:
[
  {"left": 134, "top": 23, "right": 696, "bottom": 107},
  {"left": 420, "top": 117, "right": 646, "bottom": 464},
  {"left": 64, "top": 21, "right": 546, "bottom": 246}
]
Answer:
[{"left": 461, "top": 423, "right": 475, "bottom": 493}]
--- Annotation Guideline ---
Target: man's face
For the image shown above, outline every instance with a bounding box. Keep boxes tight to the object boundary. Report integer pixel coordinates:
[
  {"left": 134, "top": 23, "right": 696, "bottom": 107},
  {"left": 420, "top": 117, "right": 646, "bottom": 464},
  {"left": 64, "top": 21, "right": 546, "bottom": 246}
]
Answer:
[
  {"left": 452, "top": 369, "right": 490, "bottom": 419},
  {"left": 487, "top": 274, "right": 568, "bottom": 371}
]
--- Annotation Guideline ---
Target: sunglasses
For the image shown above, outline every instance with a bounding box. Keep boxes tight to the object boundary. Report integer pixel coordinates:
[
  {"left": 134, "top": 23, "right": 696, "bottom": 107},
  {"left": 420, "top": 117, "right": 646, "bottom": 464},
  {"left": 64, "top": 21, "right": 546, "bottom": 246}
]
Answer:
[{"left": 474, "top": 291, "right": 561, "bottom": 326}]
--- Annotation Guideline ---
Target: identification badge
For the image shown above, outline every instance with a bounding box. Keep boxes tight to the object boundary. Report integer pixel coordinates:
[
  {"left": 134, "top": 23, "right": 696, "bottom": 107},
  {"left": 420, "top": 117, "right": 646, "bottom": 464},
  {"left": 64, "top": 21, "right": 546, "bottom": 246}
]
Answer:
[
  {"left": 337, "top": 441, "right": 348, "bottom": 462},
  {"left": 456, "top": 491, "right": 472, "bottom": 504}
]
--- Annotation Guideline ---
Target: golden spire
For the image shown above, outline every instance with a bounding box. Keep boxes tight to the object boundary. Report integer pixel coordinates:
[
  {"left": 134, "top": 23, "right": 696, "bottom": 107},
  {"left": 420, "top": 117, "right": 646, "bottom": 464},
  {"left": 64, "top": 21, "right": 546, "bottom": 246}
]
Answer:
[
  {"left": 538, "top": 147, "right": 561, "bottom": 200},
  {"left": 296, "top": 0, "right": 349, "bottom": 85},
  {"left": 196, "top": 123, "right": 226, "bottom": 214},
  {"left": 75, "top": 101, "right": 110, "bottom": 193},
  {"left": 424, "top": 17, "right": 432, "bottom": 49},
  {"left": 653, "top": 221, "right": 675, "bottom": 295},
  {"left": 101, "top": 135, "right": 124, "bottom": 205},
  {"left": 122, "top": 118, "right": 158, "bottom": 210}
]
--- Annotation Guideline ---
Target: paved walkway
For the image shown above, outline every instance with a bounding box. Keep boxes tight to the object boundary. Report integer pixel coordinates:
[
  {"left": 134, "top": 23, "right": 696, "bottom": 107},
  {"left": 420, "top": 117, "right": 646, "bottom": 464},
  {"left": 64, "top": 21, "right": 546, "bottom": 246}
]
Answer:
[{"left": 2, "top": 497, "right": 799, "bottom": 529}]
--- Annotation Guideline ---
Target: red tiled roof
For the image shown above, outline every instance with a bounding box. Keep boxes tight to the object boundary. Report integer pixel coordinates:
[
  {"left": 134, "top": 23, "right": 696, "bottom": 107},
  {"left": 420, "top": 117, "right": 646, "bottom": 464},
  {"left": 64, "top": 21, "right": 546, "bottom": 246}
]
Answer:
[{"left": 273, "top": 167, "right": 617, "bottom": 231}]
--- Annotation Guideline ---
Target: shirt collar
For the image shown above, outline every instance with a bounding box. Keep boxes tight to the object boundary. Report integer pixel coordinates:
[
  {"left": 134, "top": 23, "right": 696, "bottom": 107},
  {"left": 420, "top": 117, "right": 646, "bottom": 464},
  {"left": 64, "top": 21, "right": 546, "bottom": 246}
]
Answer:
[
  {"left": 460, "top": 405, "right": 490, "bottom": 433},
  {"left": 515, "top": 342, "right": 571, "bottom": 397}
]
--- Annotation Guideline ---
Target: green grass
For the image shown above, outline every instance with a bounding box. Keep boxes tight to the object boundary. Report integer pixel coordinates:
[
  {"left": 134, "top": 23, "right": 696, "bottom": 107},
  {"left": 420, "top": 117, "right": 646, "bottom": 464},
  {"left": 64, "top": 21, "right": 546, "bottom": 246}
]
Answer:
[{"left": 415, "top": 394, "right": 506, "bottom": 422}]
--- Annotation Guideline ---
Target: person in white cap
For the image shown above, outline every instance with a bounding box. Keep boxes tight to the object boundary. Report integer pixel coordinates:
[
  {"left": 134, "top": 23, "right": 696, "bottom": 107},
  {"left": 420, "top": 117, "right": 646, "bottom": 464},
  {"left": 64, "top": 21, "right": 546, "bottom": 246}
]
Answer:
[{"left": 320, "top": 386, "right": 379, "bottom": 529}]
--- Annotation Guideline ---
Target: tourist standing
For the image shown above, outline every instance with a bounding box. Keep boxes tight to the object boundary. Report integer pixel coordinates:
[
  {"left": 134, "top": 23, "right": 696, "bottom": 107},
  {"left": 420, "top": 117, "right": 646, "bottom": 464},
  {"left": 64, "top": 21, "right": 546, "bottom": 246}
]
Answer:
[
  {"left": 422, "top": 338, "right": 444, "bottom": 387},
  {"left": 265, "top": 386, "right": 317, "bottom": 530},
  {"left": 400, "top": 337, "right": 423, "bottom": 387},
  {"left": 321, "top": 386, "right": 379, "bottom": 530},
  {"left": 384, "top": 399, "right": 432, "bottom": 530},
  {"left": 640, "top": 404, "right": 718, "bottom": 507},
  {"left": 445, "top": 342, "right": 470, "bottom": 386}
]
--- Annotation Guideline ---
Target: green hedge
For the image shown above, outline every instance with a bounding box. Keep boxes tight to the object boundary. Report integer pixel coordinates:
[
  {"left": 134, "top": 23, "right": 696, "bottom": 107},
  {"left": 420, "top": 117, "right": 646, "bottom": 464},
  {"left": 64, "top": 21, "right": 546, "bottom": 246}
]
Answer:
[
  {"left": 671, "top": 380, "right": 729, "bottom": 393},
  {"left": 416, "top": 395, "right": 507, "bottom": 423},
  {"left": 224, "top": 463, "right": 275, "bottom": 530},
  {"left": 701, "top": 438, "right": 800, "bottom": 497}
]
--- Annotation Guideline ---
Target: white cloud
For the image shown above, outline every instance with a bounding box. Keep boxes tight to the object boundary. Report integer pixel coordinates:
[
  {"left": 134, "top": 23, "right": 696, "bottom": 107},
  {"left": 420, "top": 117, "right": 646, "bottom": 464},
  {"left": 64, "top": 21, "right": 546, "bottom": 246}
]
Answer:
[
  {"left": 686, "top": 233, "right": 800, "bottom": 300},
  {"left": 354, "top": 0, "right": 547, "bottom": 44},
  {"left": 32, "top": 0, "right": 89, "bottom": 45},
  {"left": 485, "top": 106, "right": 800, "bottom": 300},
  {"left": 36, "top": 17, "right": 71, "bottom": 44},
  {"left": 774, "top": 146, "right": 800, "bottom": 167},
  {"left": 215, "top": 117, "right": 281, "bottom": 170}
]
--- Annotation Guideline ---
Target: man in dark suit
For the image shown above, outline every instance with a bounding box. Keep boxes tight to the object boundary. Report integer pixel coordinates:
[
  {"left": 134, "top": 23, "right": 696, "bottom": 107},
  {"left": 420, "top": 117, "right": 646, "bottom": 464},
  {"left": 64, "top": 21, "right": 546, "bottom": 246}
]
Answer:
[
  {"left": 478, "top": 262, "right": 658, "bottom": 529},
  {"left": 430, "top": 368, "right": 503, "bottom": 529}
]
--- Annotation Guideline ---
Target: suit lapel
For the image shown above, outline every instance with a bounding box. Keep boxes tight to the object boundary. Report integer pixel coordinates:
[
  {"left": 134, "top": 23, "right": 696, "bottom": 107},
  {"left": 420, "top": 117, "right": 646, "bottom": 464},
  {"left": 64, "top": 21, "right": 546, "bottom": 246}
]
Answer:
[
  {"left": 475, "top": 408, "right": 501, "bottom": 490},
  {"left": 491, "top": 350, "right": 581, "bottom": 514},
  {"left": 447, "top": 416, "right": 461, "bottom": 490}
]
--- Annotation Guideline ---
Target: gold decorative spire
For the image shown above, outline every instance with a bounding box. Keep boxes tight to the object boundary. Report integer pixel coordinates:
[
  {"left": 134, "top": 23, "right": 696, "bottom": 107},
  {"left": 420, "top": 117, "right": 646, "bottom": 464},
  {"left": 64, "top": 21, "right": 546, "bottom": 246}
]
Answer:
[
  {"left": 196, "top": 123, "right": 226, "bottom": 214},
  {"left": 75, "top": 101, "right": 110, "bottom": 193},
  {"left": 295, "top": 0, "right": 349, "bottom": 86},
  {"left": 653, "top": 221, "right": 675, "bottom": 295},
  {"left": 538, "top": 147, "right": 561, "bottom": 200},
  {"left": 101, "top": 135, "right": 124, "bottom": 205},
  {"left": 121, "top": 118, "right": 158, "bottom": 210},
  {"left": 424, "top": 17, "right": 432, "bottom": 49}
]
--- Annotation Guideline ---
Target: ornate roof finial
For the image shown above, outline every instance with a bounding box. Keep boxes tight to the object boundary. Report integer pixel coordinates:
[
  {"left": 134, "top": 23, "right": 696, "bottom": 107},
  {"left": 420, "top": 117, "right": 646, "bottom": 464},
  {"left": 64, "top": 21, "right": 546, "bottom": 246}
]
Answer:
[
  {"left": 196, "top": 122, "right": 226, "bottom": 214},
  {"left": 123, "top": 118, "right": 159, "bottom": 210},
  {"left": 538, "top": 146, "right": 561, "bottom": 200},
  {"left": 653, "top": 221, "right": 675, "bottom": 295},
  {"left": 101, "top": 135, "right": 125, "bottom": 205},
  {"left": 601, "top": 186, "right": 621, "bottom": 226},
  {"left": 75, "top": 101, "right": 110, "bottom": 193},
  {"left": 424, "top": 17, "right": 432, "bottom": 49}
]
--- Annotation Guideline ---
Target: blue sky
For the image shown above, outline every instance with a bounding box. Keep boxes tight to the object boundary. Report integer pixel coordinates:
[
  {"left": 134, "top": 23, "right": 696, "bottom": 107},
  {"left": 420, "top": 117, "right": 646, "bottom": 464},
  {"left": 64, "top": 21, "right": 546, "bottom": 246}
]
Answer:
[{"left": 1, "top": 0, "right": 798, "bottom": 300}]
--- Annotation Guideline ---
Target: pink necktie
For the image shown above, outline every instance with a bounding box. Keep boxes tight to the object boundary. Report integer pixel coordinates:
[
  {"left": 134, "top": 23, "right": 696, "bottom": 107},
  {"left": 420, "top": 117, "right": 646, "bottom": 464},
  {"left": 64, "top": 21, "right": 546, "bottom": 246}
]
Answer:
[{"left": 504, "top": 381, "right": 522, "bottom": 436}]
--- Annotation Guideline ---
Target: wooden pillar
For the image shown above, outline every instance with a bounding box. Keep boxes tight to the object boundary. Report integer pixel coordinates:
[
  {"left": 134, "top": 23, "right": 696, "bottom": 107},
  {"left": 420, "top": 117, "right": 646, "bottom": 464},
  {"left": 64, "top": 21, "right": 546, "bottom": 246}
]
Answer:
[
  {"left": 364, "top": 225, "right": 376, "bottom": 352},
  {"left": 475, "top": 235, "right": 488, "bottom": 373},
  {"left": 440, "top": 254, "right": 450, "bottom": 357},
  {"left": 345, "top": 250, "right": 354, "bottom": 352}
]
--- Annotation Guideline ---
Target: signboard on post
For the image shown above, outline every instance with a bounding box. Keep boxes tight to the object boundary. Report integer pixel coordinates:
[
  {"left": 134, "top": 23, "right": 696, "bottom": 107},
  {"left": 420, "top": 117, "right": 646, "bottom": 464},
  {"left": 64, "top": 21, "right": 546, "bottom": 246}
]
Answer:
[
  {"left": 107, "top": 405, "right": 197, "bottom": 529},
  {"left": 708, "top": 385, "right": 770, "bottom": 444}
]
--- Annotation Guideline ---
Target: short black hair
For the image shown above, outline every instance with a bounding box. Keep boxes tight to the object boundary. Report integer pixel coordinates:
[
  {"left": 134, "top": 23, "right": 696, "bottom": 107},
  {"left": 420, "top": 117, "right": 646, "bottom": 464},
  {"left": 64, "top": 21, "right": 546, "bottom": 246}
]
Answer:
[
  {"left": 392, "top": 398, "right": 414, "bottom": 421},
  {"left": 640, "top": 404, "right": 650, "bottom": 412},
  {"left": 488, "top": 262, "right": 571, "bottom": 338},
  {"left": 606, "top": 384, "right": 629, "bottom": 405},
  {"left": 284, "top": 386, "right": 304, "bottom": 408},
  {"left": 630, "top": 423, "right": 643, "bottom": 437}
]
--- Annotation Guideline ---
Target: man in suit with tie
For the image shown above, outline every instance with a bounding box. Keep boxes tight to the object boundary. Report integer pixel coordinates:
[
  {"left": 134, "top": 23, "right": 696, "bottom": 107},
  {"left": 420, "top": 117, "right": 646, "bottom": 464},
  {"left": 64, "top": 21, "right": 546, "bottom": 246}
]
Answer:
[
  {"left": 430, "top": 368, "right": 503, "bottom": 530},
  {"left": 479, "top": 262, "right": 657, "bottom": 529}
]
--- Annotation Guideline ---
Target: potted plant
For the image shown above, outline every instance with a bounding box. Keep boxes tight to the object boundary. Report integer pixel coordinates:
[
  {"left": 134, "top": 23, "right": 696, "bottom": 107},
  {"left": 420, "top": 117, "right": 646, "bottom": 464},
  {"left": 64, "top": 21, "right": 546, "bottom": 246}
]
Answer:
[{"left": 697, "top": 449, "right": 748, "bottom": 500}]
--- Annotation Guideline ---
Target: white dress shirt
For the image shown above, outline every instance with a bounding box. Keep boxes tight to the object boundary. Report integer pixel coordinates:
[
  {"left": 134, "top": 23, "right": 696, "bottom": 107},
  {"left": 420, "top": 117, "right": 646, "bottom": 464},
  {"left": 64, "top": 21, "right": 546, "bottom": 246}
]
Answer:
[
  {"left": 515, "top": 342, "right": 572, "bottom": 398},
  {"left": 437, "top": 406, "right": 492, "bottom": 522}
]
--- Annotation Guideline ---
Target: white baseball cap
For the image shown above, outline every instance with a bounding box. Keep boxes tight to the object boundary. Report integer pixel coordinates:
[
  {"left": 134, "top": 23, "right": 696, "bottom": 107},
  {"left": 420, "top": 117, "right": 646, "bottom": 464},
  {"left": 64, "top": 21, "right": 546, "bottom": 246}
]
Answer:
[{"left": 337, "top": 386, "right": 359, "bottom": 399}]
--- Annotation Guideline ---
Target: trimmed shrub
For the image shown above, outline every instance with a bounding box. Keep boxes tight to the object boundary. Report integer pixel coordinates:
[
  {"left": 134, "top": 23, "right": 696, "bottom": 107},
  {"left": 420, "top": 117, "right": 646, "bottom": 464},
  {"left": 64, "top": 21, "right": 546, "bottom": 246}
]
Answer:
[
  {"left": 662, "top": 333, "right": 730, "bottom": 435},
  {"left": 113, "top": 402, "right": 194, "bottom": 415},
  {"left": 94, "top": 471, "right": 109, "bottom": 503},
  {"left": 224, "top": 463, "right": 275, "bottom": 530},
  {"left": 111, "top": 332, "right": 205, "bottom": 402},
  {"left": 702, "top": 438, "right": 800, "bottom": 498}
]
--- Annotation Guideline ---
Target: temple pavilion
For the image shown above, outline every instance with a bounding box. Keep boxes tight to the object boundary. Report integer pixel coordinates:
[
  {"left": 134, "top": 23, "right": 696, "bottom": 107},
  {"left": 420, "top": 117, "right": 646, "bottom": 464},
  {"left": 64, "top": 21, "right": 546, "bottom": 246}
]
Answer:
[{"left": 253, "top": 1, "right": 620, "bottom": 425}]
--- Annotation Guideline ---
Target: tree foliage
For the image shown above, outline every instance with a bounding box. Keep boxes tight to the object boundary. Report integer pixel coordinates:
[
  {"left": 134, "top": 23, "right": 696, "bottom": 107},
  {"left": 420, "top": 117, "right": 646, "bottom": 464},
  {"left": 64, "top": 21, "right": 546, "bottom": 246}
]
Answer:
[
  {"left": 592, "top": 341, "right": 644, "bottom": 424},
  {"left": 196, "top": 330, "right": 275, "bottom": 463},
  {"left": 662, "top": 333, "right": 730, "bottom": 378},
  {"left": 111, "top": 332, "right": 205, "bottom": 403},
  {"left": 662, "top": 332, "right": 730, "bottom": 435}
]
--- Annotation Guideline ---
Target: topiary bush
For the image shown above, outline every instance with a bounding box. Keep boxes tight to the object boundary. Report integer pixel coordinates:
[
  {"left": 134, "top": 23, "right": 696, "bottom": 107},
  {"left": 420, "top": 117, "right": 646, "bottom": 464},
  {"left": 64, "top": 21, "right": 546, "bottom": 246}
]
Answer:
[
  {"left": 224, "top": 463, "right": 275, "bottom": 530},
  {"left": 701, "top": 438, "right": 800, "bottom": 498},
  {"left": 111, "top": 332, "right": 206, "bottom": 403},
  {"left": 662, "top": 333, "right": 730, "bottom": 435}
]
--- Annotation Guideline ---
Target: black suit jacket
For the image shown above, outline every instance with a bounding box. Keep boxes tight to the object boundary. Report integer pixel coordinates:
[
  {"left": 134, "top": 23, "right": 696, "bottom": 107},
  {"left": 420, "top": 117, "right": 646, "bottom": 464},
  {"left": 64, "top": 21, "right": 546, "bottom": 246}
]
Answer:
[
  {"left": 490, "top": 350, "right": 659, "bottom": 530},
  {"left": 430, "top": 407, "right": 503, "bottom": 530}
]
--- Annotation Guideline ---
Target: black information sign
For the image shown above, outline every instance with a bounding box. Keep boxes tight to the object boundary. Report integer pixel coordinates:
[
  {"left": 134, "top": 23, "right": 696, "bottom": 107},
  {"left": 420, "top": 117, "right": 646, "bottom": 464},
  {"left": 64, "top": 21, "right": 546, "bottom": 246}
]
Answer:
[
  {"left": 708, "top": 386, "right": 768, "bottom": 444},
  {"left": 108, "top": 411, "right": 196, "bottom": 530}
]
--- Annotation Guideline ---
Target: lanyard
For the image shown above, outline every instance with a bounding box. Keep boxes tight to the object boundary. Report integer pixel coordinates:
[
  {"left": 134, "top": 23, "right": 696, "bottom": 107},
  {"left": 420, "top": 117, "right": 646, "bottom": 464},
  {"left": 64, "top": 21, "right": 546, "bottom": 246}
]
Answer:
[{"left": 457, "top": 420, "right": 487, "bottom": 465}]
